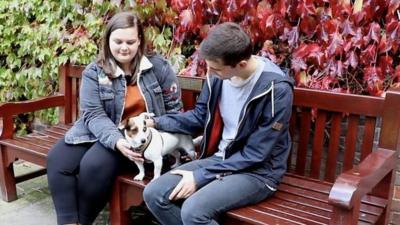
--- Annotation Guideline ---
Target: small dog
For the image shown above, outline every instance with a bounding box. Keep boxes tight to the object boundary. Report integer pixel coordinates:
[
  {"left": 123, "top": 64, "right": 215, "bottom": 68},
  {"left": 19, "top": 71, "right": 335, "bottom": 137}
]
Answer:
[{"left": 121, "top": 113, "right": 197, "bottom": 181}]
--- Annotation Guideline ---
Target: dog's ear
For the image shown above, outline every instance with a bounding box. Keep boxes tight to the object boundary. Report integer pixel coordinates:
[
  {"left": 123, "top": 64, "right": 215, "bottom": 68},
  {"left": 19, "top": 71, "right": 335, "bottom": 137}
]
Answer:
[
  {"left": 125, "top": 118, "right": 137, "bottom": 130},
  {"left": 118, "top": 119, "right": 127, "bottom": 129}
]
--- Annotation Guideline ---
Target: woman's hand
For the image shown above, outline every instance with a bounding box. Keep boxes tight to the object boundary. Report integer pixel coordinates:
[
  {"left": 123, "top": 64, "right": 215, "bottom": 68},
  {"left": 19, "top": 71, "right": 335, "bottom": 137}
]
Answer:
[{"left": 116, "top": 139, "right": 144, "bottom": 162}]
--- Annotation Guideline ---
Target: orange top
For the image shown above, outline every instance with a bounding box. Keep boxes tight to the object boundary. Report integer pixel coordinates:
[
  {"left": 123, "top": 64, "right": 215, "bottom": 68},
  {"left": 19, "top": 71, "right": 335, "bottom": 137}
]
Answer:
[{"left": 122, "top": 85, "right": 146, "bottom": 120}]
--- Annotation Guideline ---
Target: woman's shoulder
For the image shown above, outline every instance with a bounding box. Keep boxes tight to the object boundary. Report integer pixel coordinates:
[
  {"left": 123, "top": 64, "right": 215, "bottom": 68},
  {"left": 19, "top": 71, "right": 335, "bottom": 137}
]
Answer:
[
  {"left": 146, "top": 53, "right": 170, "bottom": 68},
  {"left": 82, "top": 62, "right": 103, "bottom": 77}
]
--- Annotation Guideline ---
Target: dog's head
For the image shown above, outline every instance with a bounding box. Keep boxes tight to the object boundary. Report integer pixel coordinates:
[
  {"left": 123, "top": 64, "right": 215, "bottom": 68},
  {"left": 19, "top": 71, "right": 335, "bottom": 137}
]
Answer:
[{"left": 122, "top": 114, "right": 152, "bottom": 152}]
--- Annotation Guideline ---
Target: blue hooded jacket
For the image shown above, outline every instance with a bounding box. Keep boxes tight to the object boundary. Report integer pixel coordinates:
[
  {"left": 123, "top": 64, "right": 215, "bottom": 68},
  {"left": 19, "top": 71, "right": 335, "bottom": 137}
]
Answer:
[{"left": 155, "top": 57, "right": 294, "bottom": 189}]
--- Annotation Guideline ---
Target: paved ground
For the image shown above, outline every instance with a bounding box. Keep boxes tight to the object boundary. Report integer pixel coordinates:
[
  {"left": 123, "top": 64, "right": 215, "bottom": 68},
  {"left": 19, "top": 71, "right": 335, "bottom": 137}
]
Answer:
[{"left": 0, "top": 161, "right": 109, "bottom": 225}]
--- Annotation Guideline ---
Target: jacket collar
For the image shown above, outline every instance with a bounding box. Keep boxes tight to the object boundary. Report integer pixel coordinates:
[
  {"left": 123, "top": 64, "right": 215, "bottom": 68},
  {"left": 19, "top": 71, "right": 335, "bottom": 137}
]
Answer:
[{"left": 111, "top": 55, "right": 153, "bottom": 78}]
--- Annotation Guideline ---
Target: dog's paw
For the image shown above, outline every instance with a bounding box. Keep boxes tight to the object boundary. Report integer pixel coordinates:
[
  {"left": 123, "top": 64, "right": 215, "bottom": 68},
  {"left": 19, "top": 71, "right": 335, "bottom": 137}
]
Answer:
[{"left": 133, "top": 173, "right": 145, "bottom": 181}]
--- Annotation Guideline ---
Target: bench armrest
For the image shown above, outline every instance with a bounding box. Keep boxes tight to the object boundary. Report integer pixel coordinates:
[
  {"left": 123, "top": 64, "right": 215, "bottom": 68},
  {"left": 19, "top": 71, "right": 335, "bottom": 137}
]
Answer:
[
  {"left": 328, "top": 147, "right": 397, "bottom": 209},
  {"left": 0, "top": 94, "right": 65, "bottom": 117}
]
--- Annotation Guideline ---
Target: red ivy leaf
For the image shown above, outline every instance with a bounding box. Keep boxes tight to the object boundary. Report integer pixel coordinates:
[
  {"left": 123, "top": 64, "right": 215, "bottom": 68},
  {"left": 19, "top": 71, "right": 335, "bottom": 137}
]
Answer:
[
  {"left": 378, "top": 34, "right": 393, "bottom": 54},
  {"left": 395, "top": 65, "right": 400, "bottom": 81},
  {"left": 318, "top": 19, "right": 337, "bottom": 43},
  {"left": 330, "top": 0, "right": 352, "bottom": 18},
  {"left": 292, "top": 43, "right": 323, "bottom": 68},
  {"left": 342, "top": 19, "right": 356, "bottom": 37},
  {"left": 386, "top": 18, "right": 400, "bottom": 41},
  {"left": 300, "top": 16, "right": 317, "bottom": 36},
  {"left": 273, "top": 0, "right": 287, "bottom": 15},
  {"left": 208, "top": 0, "right": 225, "bottom": 16},
  {"left": 171, "top": 0, "right": 190, "bottom": 12},
  {"left": 226, "top": 0, "right": 238, "bottom": 20},
  {"left": 327, "top": 32, "right": 344, "bottom": 57},
  {"left": 327, "top": 59, "right": 344, "bottom": 78},
  {"left": 321, "top": 76, "right": 338, "bottom": 90},
  {"left": 291, "top": 58, "right": 308, "bottom": 73},
  {"left": 261, "top": 13, "right": 287, "bottom": 38},
  {"left": 239, "top": 0, "right": 258, "bottom": 9},
  {"left": 296, "top": 0, "right": 316, "bottom": 18},
  {"left": 191, "top": 0, "right": 206, "bottom": 24},
  {"left": 388, "top": 0, "right": 400, "bottom": 16},
  {"left": 363, "top": 22, "right": 381, "bottom": 44},
  {"left": 293, "top": 43, "right": 320, "bottom": 58},
  {"left": 364, "top": 66, "right": 384, "bottom": 96},
  {"left": 360, "top": 44, "right": 377, "bottom": 66},
  {"left": 351, "top": 27, "right": 364, "bottom": 49},
  {"left": 345, "top": 51, "right": 359, "bottom": 69},
  {"left": 179, "top": 9, "right": 194, "bottom": 30},
  {"left": 280, "top": 26, "right": 299, "bottom": 48},
  {"left": 378, "top": 55, "right": 394, "bottom": 75}
]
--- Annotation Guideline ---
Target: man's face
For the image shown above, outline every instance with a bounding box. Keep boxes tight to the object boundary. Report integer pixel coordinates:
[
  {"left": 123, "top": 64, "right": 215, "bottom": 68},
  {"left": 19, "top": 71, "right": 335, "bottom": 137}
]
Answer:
[{"left": 205, "top": 59, "right": 237, "bottom": 80}]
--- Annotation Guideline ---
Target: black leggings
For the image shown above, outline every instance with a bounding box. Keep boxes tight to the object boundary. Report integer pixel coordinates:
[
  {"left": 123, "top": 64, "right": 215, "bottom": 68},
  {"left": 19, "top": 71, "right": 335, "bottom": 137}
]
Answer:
[{"left": 47, "top": 139, "right": 134, "bottom": 225}]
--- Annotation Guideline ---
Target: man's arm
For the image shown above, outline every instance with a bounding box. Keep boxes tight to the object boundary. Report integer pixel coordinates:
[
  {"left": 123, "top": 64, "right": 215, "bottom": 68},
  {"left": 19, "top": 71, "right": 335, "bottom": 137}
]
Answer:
[{"left": 152, "top": 79, "right": 212, "bottom": 136}]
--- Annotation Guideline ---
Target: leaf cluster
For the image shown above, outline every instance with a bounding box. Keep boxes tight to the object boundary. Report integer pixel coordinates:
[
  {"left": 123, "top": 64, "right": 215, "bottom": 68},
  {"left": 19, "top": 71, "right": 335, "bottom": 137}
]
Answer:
[
  {"left": 169, "top": 0, "right": 400, "bottom": 96},
  {"left": 0, "top": 0, "right": 115, "bottom": 131}
]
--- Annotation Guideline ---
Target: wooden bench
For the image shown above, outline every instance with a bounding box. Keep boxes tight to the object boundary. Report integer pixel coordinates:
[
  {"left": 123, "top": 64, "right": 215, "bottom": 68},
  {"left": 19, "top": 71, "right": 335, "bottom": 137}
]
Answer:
[{"left": 1, "top": 63, "right": 399, "bottom": 225}]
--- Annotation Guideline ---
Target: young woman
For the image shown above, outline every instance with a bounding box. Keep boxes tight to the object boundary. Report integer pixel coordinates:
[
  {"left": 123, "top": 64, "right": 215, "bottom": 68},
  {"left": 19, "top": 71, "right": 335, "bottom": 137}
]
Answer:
[{"left": 47, "top": 11, "right": 182, "bottom": 225}]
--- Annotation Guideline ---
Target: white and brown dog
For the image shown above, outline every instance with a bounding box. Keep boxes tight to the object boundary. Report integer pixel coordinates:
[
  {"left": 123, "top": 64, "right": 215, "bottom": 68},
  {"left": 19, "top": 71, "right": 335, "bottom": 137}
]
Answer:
[{"left": 121, "top": 113, "right": 197, "bottom": 181}]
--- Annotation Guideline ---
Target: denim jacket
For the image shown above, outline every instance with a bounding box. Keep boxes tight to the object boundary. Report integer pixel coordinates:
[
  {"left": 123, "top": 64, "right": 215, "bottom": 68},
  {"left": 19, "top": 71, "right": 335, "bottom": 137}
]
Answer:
[
  {"left": 155, "top": 57, "right": 294, "bottom": 189},
  {"left": 64, "top": 54, "right": 182, "bottom": 150}
]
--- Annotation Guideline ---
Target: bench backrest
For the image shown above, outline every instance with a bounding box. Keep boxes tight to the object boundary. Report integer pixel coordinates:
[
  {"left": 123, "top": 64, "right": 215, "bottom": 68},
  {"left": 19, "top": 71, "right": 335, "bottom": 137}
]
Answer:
[{"left": 59, "top": 64, "right": 400, "bottom": 186}]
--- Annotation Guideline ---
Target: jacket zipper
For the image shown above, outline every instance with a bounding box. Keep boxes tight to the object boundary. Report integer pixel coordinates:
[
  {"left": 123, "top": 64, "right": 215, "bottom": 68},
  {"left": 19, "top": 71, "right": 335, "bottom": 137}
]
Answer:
[
  {"left": 136, "top": 71, "right": 150, "bottom": 113},
  {"left": 199, "top": 75, "right": 213, "bottom": 159},
  {"left": 118, "top": 77, "right": 128, "bottom": 125},
  {"left": 223, "top": 84, "right": 274, "bottom": 160}
]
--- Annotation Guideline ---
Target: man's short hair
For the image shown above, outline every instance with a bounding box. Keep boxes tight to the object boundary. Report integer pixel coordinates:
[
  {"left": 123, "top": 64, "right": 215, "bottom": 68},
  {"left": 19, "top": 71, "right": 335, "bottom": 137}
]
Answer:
[{"left": 199, "top": 22, "right": 253, "bottom": 67}]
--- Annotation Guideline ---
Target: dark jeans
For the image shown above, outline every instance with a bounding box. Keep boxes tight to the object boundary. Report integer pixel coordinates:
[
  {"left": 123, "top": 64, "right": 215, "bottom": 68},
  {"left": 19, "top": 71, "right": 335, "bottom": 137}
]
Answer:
[
  {"left": 143, "top": 156, "right": 274, "bottom": 225},
  {"left": 46, "top": 138, "right": 134, "bottom": 225}
]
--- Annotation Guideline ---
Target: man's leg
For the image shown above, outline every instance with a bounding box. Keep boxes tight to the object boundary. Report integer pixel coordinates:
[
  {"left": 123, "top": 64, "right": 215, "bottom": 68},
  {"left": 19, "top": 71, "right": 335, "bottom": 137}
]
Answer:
[
  {"left": 143, "top": 156, "right": 221, "bottom": 225},
  {"left": 180, "top": 173, "right": 274, "bottom": 225}
]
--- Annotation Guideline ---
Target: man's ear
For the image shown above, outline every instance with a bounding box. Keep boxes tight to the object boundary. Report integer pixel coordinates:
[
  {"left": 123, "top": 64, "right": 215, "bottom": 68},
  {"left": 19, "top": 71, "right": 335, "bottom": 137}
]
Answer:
[{"left": 237, "top": 60, "right": 248, "bottom": 68}]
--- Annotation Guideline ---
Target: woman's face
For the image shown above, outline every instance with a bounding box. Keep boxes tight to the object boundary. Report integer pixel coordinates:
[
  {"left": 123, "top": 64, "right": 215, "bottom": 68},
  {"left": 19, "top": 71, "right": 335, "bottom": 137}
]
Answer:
[{"left": 109, "top": 27, "right": 140, "bottom": 70}]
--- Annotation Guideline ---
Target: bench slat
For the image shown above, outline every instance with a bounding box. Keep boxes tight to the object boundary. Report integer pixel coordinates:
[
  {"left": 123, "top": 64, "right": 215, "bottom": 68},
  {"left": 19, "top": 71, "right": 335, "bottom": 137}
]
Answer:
[
  {"left": 360, "top": 117, "right": 376, "bottom": 161},
  {"left": 33, "top": 130, "right": 64, "bottom": 139},
  {"left": 0, "top": 139, "right": 49, "bottom": 157},
  {"left": 296, "top": 108, "right": 312, "bottom": 175},
  {"left": 227, "top": 206, "right": 308, "bottom": 225},
  {"left": 310, "top": 110, "right": 327, "bottom": 179},
  {"left": 15, "top": 136, "right": 55, "bottom": 149},
  {"left": 343, "top": 114, "right": 359, "bottom": 171},
  {"left": 324, "top": 113, "right": 342, "bottom": 182}
]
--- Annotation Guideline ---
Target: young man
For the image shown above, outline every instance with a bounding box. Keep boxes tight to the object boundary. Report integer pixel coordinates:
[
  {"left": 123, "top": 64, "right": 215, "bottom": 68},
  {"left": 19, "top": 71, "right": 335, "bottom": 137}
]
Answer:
[{"left": 143, "top": 22, "right": 294, "bottom": 225}]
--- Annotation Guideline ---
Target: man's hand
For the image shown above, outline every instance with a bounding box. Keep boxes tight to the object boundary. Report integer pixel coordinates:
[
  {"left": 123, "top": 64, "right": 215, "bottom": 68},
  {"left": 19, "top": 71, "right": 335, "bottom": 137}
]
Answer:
[
  {"left": 169, "top": 170, "right": 197, "bottom": 201},
  {"left": 116, "top": 138, "right": 144, "bottom": 162},
  {"left": 144, "top": 118, "right": 155, "bottom": 128}
]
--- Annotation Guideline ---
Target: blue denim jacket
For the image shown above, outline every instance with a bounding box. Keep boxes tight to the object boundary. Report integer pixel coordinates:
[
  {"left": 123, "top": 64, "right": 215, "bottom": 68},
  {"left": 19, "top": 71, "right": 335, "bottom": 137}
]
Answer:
[{"left": 64, "top": 54, "right": 182, "bottom": 150}]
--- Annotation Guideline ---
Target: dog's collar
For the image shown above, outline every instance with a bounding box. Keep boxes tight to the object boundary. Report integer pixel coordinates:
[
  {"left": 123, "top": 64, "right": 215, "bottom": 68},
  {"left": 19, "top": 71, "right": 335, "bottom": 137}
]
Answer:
[{"left": 131, "top": 129, "right": 152, "bottom": 157}]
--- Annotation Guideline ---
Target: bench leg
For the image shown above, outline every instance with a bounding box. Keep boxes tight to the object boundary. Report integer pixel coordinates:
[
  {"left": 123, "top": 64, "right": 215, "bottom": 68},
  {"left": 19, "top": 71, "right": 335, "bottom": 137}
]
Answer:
[
  {"left": 110, "top": 181, "right": 130, "bottom": 225},
  {"left": 0, "top": 146, "right": 17, "bottom": 202}
]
